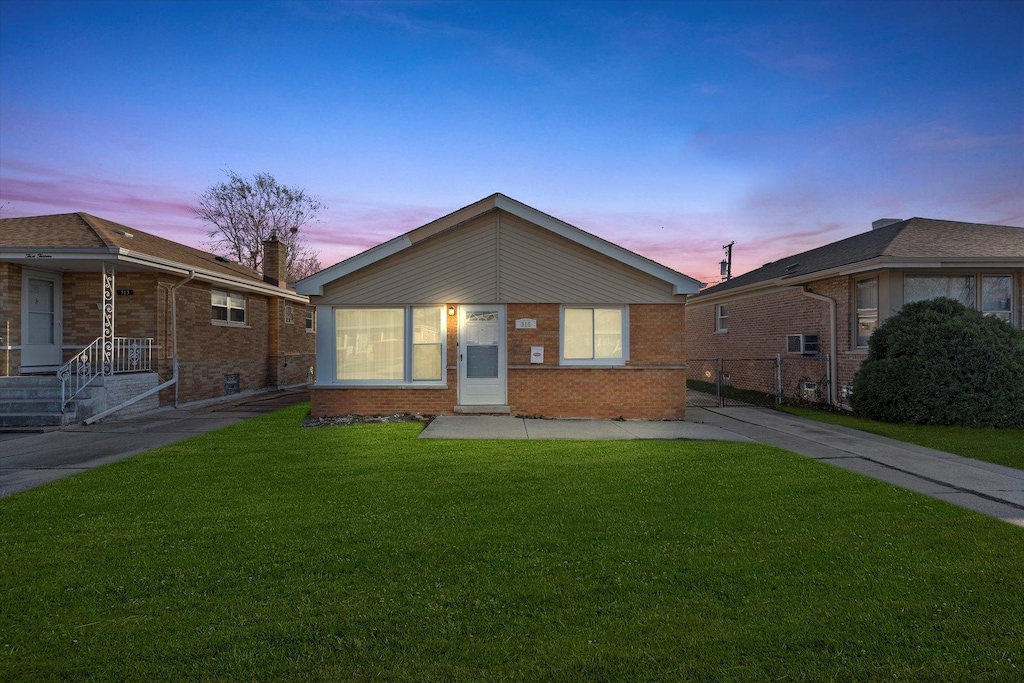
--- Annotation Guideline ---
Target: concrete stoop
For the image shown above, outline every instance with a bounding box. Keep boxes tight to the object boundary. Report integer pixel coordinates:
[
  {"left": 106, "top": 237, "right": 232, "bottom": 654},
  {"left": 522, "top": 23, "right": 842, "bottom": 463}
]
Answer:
[{"left": 0, "top": 373, "right": 159, "bottom": 431}]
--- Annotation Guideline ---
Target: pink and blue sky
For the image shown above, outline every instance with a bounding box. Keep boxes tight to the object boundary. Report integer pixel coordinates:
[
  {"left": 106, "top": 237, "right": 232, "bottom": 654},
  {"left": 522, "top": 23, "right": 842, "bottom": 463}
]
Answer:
[{"left": 2, "top": 0, "right": 1022, "bottom": 286}]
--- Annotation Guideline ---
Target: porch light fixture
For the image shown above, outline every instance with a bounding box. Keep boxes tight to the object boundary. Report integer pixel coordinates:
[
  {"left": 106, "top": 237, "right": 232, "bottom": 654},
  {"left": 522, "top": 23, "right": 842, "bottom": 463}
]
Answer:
[{"left": 447, "top": 306, "right": 456, "bottom": 316}]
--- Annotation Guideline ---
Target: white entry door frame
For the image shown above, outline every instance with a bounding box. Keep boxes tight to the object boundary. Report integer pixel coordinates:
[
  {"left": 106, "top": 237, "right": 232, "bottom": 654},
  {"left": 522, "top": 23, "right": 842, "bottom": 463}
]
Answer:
[
  {"left": 457, "top": 305, "right": 507, "bottom": 406},
  {"left": 21, "top": 269, "right": 63, "bottom": 371}
]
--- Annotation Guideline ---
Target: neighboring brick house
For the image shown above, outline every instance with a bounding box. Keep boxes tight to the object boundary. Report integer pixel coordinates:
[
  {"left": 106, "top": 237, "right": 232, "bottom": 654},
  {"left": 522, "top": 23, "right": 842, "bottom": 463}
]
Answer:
[
  {"left": 685, "top": 218, "right": 1024, "bottom": 405},
  {"left": 1, "top": 213, "right": 315, "bottom": 423},
  {"left": 297, "top": 194, "right": 703, "bottom": 419}
]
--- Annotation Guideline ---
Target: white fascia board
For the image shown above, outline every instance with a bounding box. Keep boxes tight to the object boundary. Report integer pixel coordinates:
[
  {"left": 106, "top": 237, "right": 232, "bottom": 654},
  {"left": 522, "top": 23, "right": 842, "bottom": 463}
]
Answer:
[
  {"left": 491, "top": 195, "right": 703, "bottom": 295},
  {"left": 1, "top": 247, "right": 309, "bottom": 302},
  {"left": 296, "top": 234, "right": 413, "bottom": 296}
]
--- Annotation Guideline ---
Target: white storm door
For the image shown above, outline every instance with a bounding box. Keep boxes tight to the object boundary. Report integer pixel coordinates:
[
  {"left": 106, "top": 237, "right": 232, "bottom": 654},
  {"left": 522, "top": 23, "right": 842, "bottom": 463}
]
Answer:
[
  {"left": 458, "top": 305, "right": 506, "bottom": 405},
  {"left": 22, "top": 270, "right": 63, "bottom": 368}
]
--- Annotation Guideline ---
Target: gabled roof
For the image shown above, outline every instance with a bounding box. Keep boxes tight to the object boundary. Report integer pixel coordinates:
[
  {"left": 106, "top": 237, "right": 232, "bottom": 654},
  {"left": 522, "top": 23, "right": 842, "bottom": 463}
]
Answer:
[
  {"left": 695, "top": 218, "right": 1024, "bottom": 299},
  {"left": 0, "top": 212, "right": 307, "bottom": 301},
  {"left": 297, "top": 193, "right": 703, "bottom": 296}
]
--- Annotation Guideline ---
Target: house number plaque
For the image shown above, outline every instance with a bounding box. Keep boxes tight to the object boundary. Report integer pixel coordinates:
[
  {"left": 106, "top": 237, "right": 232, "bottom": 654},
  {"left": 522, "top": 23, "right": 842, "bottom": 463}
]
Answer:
[{"left": 116, "top": 289, "right": 134, "bottom": 296}]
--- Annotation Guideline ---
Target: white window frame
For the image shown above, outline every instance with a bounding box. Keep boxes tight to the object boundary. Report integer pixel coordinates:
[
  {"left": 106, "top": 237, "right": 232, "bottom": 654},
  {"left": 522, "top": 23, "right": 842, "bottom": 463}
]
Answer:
[
  {"left": 904, "top": 273, "right": 1014, "bottom": 325},
  {"left": 854, "top": 277, "right": 878, "bottom": 349},
  {"left": 284, "top": 303, "right": 294, "bottom": 324},
  {"left": 559, "top": 305, "right": 628, "bottom": 366},
  {"left": 305, "top": 307, "right": 316, "bottom": 333},
  {"left": 715, "top": 304, "right": 728, "bottom": 332},
  {"left": 333, "top": 306, "right": 447, "bottom": 386},
  {"left": 211, "top": 289, "right": 247, "bottom": 327}
]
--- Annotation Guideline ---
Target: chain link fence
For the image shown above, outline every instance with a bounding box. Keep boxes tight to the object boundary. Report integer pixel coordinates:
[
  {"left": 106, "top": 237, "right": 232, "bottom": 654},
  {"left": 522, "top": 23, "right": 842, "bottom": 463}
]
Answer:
[{"left": 686, "top": 355, "right": 831, "bottom": 408}]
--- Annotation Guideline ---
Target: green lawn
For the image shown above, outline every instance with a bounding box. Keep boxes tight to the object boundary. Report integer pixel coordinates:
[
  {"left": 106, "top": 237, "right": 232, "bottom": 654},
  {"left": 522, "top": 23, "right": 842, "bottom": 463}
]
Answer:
[
  {"left": 781, "top": 406, "right": 1024, "bottom": 469},
  {"left": 2, "top": 404, "right": 1022, "bottom": 681}
]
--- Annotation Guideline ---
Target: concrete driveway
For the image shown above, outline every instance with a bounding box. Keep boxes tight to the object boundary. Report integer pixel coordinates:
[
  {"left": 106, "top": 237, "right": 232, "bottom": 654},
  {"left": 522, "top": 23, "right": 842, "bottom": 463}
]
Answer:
[{"left": 0, "top": 388, "right": 309, "bottom": 498}]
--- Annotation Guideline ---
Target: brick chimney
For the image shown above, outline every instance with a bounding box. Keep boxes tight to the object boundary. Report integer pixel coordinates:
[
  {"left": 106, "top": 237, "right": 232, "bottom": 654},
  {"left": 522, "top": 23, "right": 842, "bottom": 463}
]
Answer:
[{"left": 262, "top": 234, "right": 287, "bottom": 287}]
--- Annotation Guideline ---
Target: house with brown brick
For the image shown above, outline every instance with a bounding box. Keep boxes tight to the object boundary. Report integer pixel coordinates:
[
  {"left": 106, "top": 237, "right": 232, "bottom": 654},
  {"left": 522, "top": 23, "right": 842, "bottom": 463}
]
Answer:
[
  {"left": 685, "top": 218, "right": 1024, "bottom": 406},
  {"left": 297, "top": 194, "right": 703, "bottom": 419},
  {"left": 0, "top": 213, "right": 316, "bottom": 427}
]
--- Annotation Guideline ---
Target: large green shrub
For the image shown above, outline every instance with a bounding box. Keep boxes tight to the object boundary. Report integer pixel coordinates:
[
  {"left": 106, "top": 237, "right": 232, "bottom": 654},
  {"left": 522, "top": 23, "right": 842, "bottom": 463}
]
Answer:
[{"left": 850, "top": 297, "right": 1024, "bottom": 427}]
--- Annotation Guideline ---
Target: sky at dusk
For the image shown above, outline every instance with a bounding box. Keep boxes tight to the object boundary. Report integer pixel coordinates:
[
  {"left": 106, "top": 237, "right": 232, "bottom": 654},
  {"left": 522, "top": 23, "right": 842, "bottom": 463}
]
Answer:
[{"left": 1, "top": 0, "right": 1022, "bottom": 286}]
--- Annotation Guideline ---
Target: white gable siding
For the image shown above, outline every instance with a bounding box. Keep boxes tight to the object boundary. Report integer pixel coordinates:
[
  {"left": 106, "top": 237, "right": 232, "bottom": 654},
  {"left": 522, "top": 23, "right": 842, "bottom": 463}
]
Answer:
[{"left": 316, "top": 210, "right": 678, "bottom": 305}]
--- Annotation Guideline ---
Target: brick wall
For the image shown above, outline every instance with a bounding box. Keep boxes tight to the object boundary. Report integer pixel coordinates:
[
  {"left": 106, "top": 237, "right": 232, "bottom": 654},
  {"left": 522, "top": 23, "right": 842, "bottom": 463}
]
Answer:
[
  {"left": 0, "top": 263, "right": 21, "bottom": 375},
  {"left": 311, "top": 302, "right": 687, "bottom": 419}
]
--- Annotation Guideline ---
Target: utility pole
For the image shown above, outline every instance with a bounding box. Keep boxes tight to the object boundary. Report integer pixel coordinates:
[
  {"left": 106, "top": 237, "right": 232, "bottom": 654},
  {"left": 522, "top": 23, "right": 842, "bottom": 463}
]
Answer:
[{"left": 720, "top": 241, "right": 734, "bottom": 281}]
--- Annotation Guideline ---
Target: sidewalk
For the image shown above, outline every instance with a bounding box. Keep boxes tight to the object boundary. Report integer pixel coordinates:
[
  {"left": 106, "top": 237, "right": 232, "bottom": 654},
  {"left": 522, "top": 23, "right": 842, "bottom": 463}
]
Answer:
[
  {"left": 694, "top": 407, "right": 1024, "bottom": 527},
  {"left": 420, "top": 415, "right": 752, "bottom": 441},
  {"left": 0, "top": 388, "right": 309, "bottom": 498}
]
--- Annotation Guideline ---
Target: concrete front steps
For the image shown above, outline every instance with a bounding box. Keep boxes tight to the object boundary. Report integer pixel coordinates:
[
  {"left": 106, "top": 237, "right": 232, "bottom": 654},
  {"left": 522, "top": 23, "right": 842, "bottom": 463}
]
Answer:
[{"left": 0, "top": 376, "right": 88, "bottom": 430}]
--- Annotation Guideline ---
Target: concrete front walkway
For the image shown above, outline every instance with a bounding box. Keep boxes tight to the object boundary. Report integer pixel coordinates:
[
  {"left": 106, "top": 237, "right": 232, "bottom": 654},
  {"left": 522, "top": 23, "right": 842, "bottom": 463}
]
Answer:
[
  {"left": 695, "top": 407, "right": 1024, "bottom": 527},
  {"left": 0, "top": 388, "right": 309, "bottom": 498},
  {"left": 420, "top": 415, "right": 752, "bottom": 441}
]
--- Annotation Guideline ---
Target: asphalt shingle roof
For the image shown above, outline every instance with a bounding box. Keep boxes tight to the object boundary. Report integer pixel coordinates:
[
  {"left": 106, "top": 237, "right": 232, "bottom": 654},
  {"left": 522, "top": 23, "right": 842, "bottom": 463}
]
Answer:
[
  {"left": 1, "top": 212, "right": 261, "bottom": 281},
  {"left": 697, "top": 218, "right": 1024, "bottom": 297}
]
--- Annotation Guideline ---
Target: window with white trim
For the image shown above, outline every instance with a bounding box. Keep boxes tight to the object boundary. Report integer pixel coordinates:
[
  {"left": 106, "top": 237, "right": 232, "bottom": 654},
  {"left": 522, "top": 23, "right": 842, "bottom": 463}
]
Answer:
[
  {"left": 561, "top": 306, "right": 627, "bottom": 365},
  {"left": 855, "top": 278, "right": 878, "bottom": 348},
  {"left": 715, "top": 304, "right": 728, "bottom": 332},
  {"left": 305, "top": 307, "right": 316, "bottom": 332},
  {"left": 285, "top": 303, "right": 294, "bottom": 324},
  {"left": 982, "top": 275, "right": 1012, "bottom": 323},
  {"left": 334, "top": 306, "right": 445, "bottom": 383},
  {"left": 211, "top": 290, "right": 246, "bottom": 325},
  {"left": 905, "top": 273, "right": 1013, "bottom": 325}
]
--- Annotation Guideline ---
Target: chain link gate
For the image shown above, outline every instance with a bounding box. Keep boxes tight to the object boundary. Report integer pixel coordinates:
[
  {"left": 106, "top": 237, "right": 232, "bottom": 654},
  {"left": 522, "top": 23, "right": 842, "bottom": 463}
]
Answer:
[{"left": 686, "top": 355, "right": 831, "bottom": 408}]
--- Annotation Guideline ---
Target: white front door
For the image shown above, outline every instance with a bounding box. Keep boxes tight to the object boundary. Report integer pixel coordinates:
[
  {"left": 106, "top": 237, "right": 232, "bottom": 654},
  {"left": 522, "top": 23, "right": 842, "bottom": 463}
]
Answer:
[
  {"left": 21, "top": 270, "right": 63, "bottom": 369},
  {"left": 458, "top": 305, "right": 506, "bottom": 405}
]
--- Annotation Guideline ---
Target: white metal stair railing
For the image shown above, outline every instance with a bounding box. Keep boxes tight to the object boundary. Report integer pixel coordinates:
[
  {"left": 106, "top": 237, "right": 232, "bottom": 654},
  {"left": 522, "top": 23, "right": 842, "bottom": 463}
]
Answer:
[{"left": 58, "top": 337, "right": 154, "bottom": 410}]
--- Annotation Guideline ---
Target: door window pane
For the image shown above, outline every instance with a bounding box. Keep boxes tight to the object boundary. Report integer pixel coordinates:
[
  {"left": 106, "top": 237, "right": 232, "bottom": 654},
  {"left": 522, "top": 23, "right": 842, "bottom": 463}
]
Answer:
[
  {"left": 466, "top": 345, "right": 499, "bottom": 378},
  {"left": 336, "top": 309, "right": 405, "bottom": 380}
]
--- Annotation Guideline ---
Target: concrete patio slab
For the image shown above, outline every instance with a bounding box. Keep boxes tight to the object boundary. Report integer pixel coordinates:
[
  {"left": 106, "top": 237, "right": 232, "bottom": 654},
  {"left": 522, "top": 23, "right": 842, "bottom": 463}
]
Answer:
[{"left": 420, "top": 416, "right": 528, "bottom": 439}]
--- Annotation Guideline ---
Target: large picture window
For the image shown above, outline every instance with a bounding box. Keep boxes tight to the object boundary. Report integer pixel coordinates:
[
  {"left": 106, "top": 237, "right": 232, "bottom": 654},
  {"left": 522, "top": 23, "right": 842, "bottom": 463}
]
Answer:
[
  {"left": 335, "top": 306, "right": 445, "bottom": 383},
  {"left": 212, "top": 290, "right": 246, "bottom": 325},
  {"left": 905, "top": 274, "right": 1013, "bottom": 325},
  {"left": 561, "top": 306, "right": 627, "bottom": 365},
  {"left": 905, "top": 275, "right": 975, "bottom": 308},
  {"left": 855, "top": 278, "right": 878, "bottom": 348}
]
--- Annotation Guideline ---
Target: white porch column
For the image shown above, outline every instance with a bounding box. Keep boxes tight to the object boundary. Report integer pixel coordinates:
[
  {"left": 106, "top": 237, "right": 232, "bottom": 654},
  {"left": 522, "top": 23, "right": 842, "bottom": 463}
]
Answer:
[{"left": 102, "top": 262, "right": 115, "bottom": 375}]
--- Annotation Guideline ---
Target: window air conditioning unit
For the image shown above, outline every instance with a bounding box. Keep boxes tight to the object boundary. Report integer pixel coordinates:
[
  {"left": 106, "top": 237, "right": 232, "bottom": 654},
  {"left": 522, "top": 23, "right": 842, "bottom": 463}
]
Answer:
[{"left": 786, "top": 334, "right": 820, "bottom": 355}]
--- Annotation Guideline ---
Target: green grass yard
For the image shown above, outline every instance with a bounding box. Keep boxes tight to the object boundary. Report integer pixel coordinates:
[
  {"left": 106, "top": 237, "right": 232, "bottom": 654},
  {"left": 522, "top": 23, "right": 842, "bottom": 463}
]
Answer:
[
  {"left": 2, "top": 404, "right": 1022, "bottom": 681},
  {"left": 781, "top": 406, "right": 1024, "bottom": 469}
]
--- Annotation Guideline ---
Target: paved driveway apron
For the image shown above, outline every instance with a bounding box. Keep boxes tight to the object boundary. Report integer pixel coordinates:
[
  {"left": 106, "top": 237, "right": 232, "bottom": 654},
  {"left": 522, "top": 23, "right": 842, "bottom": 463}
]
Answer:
[{"left": 0, "top": 389, "right": 309, "bottom": 498}]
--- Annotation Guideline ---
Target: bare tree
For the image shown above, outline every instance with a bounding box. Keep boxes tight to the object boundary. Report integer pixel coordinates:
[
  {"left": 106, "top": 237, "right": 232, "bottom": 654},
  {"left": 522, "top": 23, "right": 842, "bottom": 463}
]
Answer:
[{"left": 193, "top": 170, "right": 325, "bottom": 282}]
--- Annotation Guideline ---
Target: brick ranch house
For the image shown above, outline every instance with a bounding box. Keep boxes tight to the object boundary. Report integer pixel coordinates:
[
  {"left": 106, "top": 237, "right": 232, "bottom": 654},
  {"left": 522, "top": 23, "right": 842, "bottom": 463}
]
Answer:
[
  {"left": 297, "top": 194, "right": 703, "bottom": 419},
  {"left": 0, "top": 213, "right": 315, "bottom": 426},
  {"left": 685, "top": 218, "right": 1024, "bottom": 406}
]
